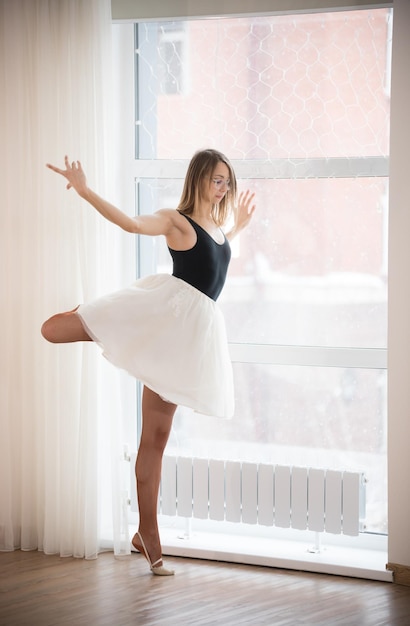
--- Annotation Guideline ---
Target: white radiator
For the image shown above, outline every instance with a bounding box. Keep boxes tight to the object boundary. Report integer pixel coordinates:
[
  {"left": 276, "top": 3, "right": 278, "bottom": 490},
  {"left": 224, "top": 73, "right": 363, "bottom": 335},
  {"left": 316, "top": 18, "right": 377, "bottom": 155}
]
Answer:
[{"left": 130, "top": 455, "right": 366, "bottom": 536}]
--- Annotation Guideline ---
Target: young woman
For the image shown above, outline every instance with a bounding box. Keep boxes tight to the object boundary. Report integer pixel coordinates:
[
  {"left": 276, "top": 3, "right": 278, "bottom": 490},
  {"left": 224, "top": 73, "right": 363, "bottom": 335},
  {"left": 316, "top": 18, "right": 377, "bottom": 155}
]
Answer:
[{"left": 42, "top": 149, "right": 256, "bottom": 575}]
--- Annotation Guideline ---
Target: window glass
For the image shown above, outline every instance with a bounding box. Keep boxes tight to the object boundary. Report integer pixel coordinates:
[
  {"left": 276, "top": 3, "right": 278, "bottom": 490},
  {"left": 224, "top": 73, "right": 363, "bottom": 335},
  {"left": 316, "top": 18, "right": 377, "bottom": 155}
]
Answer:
[
  {"left": 138, "top": 177, "right": 387, "bottom": 349},
  {"left": 138, "top": 11, "right": 390, "bottom": 159},
  {"left": 157, "top": 23, "right": 187, "bottom": 95},
  {"left": 166, "top": 364, "right": 387, "bottom": 534},
  {"left": 222, "top": 176, "right": 388, "bottom": 348},
  {"left": 133, "top": 7, "right": 391, "bottom": 537}
]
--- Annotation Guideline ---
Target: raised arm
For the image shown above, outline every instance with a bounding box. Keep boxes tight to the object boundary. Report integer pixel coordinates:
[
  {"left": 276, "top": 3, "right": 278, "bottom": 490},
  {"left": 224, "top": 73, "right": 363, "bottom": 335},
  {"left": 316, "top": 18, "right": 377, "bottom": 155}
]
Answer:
[
  {"left": 225, "top": 189, "right": 256, "bottom": 241},
  {"left": 46, "top": 156, "right": 173, "bottom": 236}
]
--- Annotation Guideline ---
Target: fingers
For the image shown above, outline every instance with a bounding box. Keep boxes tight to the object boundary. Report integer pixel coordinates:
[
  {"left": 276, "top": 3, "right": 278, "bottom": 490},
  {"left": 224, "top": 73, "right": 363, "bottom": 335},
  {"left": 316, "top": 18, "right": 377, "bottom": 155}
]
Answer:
[
  {"left": 46, "top": 163, "right": 64, "bottom": 174},
  {"left": 46, "top": 156, "right": 81, "bottom": 175},
  {"left": 46, "top": 156, "right": 84, "bottom": 195},
  {"left": 238, "top": 189, "right": 256, "bottom": 213},
  {"left": 65, "top": 155, "right": 79, "bottom": 170},
  {"left": 239, "top": 190, "right": 255, "bottom": 203},
  {"left": 239, "top": 189, "right": 255, "bottom": 202},
  {"left": 46, "top": 156, "right": 71, "bottom": 174}
]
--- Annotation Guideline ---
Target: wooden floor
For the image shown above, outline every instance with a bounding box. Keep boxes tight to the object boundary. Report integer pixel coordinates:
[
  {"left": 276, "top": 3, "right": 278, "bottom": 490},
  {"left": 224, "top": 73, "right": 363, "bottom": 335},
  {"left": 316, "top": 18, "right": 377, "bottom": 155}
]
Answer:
[{"left": 1, "top": 550, "right": 410, "bottom": 626}]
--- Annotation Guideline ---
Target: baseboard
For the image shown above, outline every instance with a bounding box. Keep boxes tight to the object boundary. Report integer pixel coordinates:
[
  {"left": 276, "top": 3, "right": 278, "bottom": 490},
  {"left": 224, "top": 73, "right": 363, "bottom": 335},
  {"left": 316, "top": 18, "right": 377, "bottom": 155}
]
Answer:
[{"left": 386, "top": 562, "right": 410, "bottom": 586}]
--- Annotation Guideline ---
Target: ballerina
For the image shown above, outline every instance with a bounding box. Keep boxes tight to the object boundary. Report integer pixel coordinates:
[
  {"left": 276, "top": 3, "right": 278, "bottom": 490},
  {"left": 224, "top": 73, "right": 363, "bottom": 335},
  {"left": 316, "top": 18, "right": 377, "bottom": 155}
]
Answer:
[{"left": 42, "top": 149, "right": 256, "bottom": 574}]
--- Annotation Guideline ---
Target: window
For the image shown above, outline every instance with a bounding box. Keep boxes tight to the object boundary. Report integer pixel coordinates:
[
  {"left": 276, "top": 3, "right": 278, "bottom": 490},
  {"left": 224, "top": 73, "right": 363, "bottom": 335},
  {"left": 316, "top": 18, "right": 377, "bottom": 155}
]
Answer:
[
  {"left": 128, "top": 8, "right": 391, "bottom": 540},
  {"left": 158, "top": 23, "right": 187, "bottom": 95}
]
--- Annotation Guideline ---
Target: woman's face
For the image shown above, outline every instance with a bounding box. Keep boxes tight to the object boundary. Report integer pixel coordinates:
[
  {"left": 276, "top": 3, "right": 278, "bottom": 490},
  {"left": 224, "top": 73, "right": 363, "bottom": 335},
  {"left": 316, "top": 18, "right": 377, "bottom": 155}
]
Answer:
[{"left": 204, "top": 162, "right": 231, "bottom": 205}]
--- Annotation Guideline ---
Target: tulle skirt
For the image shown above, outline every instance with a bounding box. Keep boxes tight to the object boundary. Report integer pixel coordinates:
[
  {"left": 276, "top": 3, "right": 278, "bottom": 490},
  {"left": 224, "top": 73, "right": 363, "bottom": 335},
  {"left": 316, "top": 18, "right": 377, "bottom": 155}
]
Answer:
[{"left": 77, "top": 274, "right": 234, "bottom": 418}]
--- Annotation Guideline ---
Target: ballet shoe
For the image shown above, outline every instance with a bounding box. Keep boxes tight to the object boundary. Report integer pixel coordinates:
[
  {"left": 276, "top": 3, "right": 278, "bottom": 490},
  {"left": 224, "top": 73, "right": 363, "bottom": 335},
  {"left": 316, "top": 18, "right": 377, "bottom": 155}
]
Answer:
[{"left": 132, "top": 531, "right": 175, "bottom": 576}]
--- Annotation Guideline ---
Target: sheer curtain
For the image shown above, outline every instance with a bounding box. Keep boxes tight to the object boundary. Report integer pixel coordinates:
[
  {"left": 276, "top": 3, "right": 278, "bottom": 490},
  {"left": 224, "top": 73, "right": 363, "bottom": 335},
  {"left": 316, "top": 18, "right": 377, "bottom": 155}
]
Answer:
[{"left": 0, "top": 0, "right": 133, "bottom": 558}]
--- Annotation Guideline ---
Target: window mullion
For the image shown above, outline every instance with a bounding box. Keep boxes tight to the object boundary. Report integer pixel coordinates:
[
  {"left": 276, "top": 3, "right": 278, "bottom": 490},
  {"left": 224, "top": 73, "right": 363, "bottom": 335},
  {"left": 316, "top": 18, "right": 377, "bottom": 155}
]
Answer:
[
  {"left": 132, "top": 157, "right": 389, "bottom": 180},
  {"left": 229, "top": 343, "right": 387, "bottom": 369}
]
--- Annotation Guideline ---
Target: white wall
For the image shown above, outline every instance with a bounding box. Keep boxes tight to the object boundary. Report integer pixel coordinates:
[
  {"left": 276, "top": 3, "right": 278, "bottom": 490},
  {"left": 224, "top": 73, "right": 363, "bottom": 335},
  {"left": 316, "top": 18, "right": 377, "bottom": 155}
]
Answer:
[{"left": 387, "top": 0, "right": 410, "bottom": 568}]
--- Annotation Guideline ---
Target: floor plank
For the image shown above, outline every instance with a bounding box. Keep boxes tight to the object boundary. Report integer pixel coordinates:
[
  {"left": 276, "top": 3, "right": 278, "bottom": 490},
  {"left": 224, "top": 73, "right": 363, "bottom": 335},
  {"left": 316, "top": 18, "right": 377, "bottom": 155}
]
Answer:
[{"left": 1, "top": 550, "right": 410, "bottom": 625}]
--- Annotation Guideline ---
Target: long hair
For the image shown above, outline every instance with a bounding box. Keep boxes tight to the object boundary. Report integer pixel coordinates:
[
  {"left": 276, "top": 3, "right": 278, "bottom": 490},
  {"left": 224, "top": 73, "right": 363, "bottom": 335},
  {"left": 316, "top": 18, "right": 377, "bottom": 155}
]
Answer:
[{"left": 177, "top": 149, "right": 237, "bottom": 227}]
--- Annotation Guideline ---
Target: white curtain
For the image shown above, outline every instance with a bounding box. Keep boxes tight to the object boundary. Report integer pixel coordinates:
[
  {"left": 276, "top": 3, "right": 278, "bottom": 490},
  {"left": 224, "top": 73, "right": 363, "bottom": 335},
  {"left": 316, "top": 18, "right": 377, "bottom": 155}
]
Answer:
[{"left": 0, "top": 0, "right": 133, "bottom": 558}]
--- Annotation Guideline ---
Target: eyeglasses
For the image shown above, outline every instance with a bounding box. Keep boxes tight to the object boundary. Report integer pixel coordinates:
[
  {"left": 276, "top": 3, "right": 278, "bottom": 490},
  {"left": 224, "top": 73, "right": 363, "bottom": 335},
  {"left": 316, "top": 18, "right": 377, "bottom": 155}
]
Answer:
[{"left": 211, "top": 178, "right": 231, "bottom": 191}]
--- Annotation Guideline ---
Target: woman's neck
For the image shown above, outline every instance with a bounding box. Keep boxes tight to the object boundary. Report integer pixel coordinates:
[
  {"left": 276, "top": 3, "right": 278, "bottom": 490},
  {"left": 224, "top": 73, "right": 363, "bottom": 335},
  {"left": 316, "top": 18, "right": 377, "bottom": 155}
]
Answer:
[{"left": 192, "top": 201, "right": 215, "bottom": 223}]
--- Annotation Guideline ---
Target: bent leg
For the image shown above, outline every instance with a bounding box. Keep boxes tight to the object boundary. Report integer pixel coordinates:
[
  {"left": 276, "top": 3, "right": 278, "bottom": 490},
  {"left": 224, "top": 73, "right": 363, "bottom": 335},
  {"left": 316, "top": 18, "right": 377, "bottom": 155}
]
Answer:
[
  {"left": 132, "top": 386, "right": 177, "bottom": 567},
  {"left": 41, "top": 307, "right": 92, "bottom": 343}
]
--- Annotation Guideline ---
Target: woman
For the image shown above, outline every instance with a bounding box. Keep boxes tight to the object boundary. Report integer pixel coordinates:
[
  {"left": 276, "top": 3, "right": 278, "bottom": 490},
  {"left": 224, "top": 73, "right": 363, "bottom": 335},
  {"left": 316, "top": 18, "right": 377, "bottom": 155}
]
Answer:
[{"left": 42, "top": 149, "right": 256, "bottom": 575}]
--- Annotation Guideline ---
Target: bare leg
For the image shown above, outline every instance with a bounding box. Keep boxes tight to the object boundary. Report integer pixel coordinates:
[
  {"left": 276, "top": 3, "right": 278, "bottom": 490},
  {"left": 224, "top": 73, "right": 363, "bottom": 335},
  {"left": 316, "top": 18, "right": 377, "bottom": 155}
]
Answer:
[
  {"left": 41, "top": 306, "right": 92, "bottom": 343},
  {"left": 132, "top": 386, "right": 177, "bottom": 570}
]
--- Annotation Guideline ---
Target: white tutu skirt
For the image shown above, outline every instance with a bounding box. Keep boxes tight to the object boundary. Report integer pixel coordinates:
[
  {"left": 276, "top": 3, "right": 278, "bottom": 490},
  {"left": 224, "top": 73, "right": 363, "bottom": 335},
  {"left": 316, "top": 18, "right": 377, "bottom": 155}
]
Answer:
[{"left": 77, "top": 274, "right": 234, "bottom": 418}]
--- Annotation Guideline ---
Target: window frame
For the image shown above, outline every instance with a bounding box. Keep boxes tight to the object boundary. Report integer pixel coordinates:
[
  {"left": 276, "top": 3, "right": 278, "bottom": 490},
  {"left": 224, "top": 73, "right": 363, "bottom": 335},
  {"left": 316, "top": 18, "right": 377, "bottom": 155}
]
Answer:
[{"left": 112, "top": 7, "right": 391, "bottom": 573}]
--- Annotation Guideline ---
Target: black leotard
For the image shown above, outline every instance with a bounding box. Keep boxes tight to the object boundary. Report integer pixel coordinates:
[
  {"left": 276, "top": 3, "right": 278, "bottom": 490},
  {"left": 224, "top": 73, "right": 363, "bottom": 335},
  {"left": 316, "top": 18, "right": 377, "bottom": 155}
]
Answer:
[{"left": 168, "top": 214, "right": 231, "bottom": 301}]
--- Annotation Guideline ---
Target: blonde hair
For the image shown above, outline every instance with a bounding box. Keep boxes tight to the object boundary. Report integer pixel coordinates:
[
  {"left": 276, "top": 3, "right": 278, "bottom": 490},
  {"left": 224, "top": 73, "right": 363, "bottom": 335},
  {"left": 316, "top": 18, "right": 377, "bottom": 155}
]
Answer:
[{"left": 177, "top": 149, "right": 237, "bottom": 227}]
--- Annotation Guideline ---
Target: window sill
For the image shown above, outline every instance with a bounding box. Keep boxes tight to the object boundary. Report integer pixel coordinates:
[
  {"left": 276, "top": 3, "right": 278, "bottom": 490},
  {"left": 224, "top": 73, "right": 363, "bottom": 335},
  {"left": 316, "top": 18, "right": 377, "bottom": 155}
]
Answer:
[{"left": 149, "top": 525, "right": 392, "bottom": 583}]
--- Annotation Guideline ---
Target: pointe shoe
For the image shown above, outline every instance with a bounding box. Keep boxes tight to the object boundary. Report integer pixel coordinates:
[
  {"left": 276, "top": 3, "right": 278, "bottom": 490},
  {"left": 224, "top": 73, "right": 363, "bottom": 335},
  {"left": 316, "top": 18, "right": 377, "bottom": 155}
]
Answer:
[{"left": 132, "top": 531, "right": 175, "bottom": 576}]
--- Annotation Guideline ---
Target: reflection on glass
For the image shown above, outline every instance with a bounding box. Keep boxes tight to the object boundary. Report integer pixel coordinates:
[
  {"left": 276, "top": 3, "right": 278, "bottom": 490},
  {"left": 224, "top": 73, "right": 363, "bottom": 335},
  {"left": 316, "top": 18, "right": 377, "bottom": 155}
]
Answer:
[{"left": 138, "top": 10, "right": 391, "bottom": 159}]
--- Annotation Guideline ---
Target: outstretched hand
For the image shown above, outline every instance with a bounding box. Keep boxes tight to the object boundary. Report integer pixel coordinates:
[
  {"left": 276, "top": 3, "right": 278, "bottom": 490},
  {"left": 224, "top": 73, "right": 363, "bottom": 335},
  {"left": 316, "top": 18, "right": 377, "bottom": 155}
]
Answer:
[
  {"left": 233, "top": 189, "right": 256, "bottom": 234},
  {"left": 46, "top": 156, "right": 88, "bottom": 195}
]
